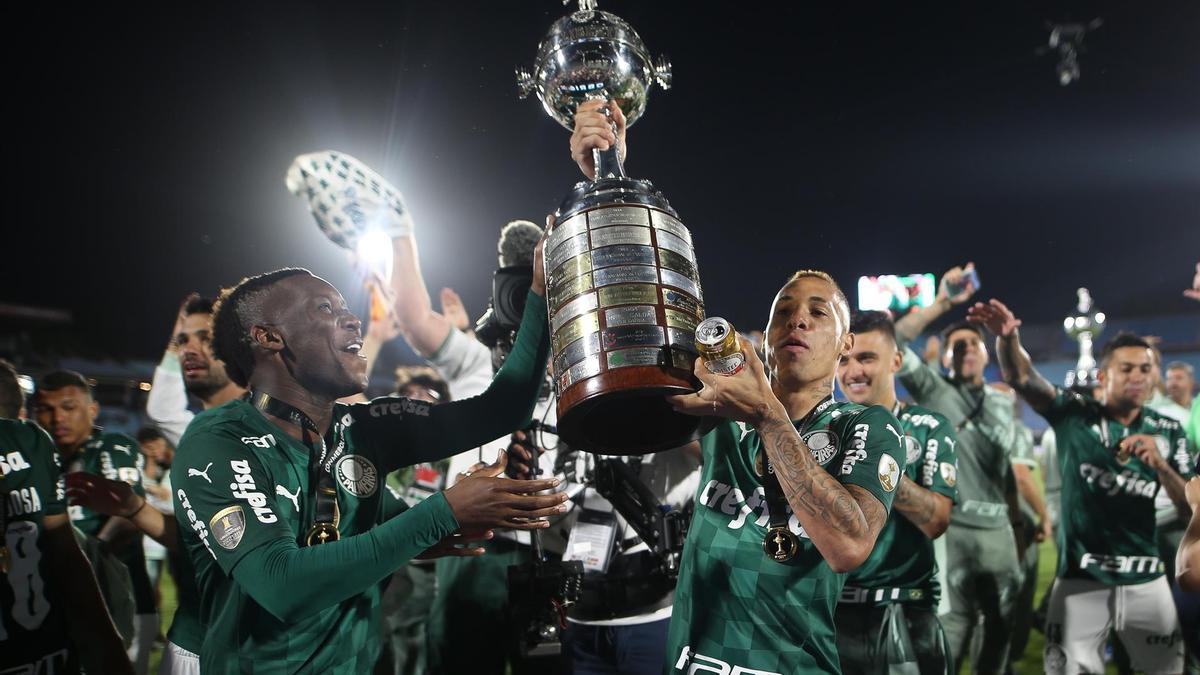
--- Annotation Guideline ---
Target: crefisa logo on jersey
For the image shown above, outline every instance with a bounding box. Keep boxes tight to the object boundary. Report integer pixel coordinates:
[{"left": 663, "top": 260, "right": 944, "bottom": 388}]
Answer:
[
  {"left": 803, "top": 430, "right": 837, "bottom": 465},
  {"left": 228, "top": 459, "right": 278, "bottom": 523},
  {"left": 335, "top": 455, "right": 378, "bottom": 498}
]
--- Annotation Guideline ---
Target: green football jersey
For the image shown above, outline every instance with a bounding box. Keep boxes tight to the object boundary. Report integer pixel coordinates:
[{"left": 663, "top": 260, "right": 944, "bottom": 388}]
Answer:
[
  {"left": 843, "top": 402, "right": 959, "bottom": 602},
  {"left": 667, "top": 400, "right": 905, "bottom": 675},
  {"left": 173, "top": 397, "right": 475, "bottom": 674},
  {"left": 897, "top": 347, "right": 1017, "bottom": 529},
  {"left": 1, "top": 418, "right": 76, "bottom": 673},
  {"left": 63, "top": 428, "right": 155, "bottom": 613},
  {"left": 1045, "top": 387, "right": 1196, "bottom": 585}
]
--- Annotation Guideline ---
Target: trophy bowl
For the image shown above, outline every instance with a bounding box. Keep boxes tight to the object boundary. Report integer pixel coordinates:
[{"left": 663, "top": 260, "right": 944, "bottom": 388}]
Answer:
[{"left": 519, "top": 4, "right": 713, "bottom": 455}]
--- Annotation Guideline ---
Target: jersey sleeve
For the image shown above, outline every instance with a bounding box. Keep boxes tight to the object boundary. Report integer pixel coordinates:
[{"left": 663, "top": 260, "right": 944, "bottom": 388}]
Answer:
[
  {"left": 347, "top": 289, "right": 551, "bottom": 473},
  {"left": 1040, "top": 386, "right": 1090, "bottom": 426},
  {"left": 925, "top": 413, "right": 960, "bottom": 503},
  {"left": 1165, "top": 424, "right": 1196, "bottom": 479},
  {"left": 173, "top": 426, "right": 290, "bottom": 573},
  {"left": 26, "top": 420, "right": 67, "bottom": 516},
  {"left": 103, "top": 434, "right": 146, "bottom": 498},
  {"left": 897, "top": 346, "right": 946, "bottom": 402},
  {"left": 837, "top": 406, "right": 906, "bottom": 513}
]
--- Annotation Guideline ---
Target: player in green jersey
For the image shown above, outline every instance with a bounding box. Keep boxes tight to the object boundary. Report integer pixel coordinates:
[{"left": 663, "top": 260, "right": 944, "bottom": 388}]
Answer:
[
  {"left": 32, "top": 369, "right": 158, "bottom": 674},
  {"left": 0, "top": 360, "right": 132, "bottom": 675},
  {"left": 976, "top": 300, "right": 1195, "bottom": 675},
  {"left": 663, "top": 270, "right": 905, "bottom": 675},
  {"left": 173, "top": 240, "right": 566, "bottom": 673},
  {"left": 833, "top": 310, "right": 959, "bottom": 674}
]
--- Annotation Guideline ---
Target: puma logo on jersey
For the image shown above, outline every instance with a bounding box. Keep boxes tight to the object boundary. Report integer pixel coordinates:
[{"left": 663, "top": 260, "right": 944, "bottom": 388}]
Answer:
[
  {"left": 673, "top": 645, "right": 782, "bottom": 675},
  {"left": 736, "top": 421, "right": 752, "bottom": 443},
  {"left": 188, "top": 463, "right": 214, "bottom": 483},
  {"left": 113, "top": 444, "right": 132, "bottom": 455},
  {"left": 0, "top": 451, "right": 33, "bottom": 476},
  {"left": 884, "top": 423, "right": 903, "bottom": 445},
  {"left": 275, "top": 484, "right": 301, "bottom": 512},
  {"left": 229, "top": 459, "right": 278, "bottom": 523}
]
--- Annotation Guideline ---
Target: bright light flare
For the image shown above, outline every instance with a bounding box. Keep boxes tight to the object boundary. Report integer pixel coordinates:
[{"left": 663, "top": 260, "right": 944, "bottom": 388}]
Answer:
[{"left": 355, "top": 229, "right": 395, "bottom": 283}]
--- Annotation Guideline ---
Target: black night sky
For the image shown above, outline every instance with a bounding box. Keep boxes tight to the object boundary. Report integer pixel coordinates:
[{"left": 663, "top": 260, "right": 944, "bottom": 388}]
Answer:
[{"left": 6, "top": 1, "right": 1199, "bottom": 365}]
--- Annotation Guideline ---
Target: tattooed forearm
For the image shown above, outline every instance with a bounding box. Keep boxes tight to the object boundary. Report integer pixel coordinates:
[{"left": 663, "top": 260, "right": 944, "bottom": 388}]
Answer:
[
  {"left": 893, "top": 476, "right": 936, "bottom": 525},
  {"left": 757, "top": 413, "right": 870, "bottom": 539},
  {"left": 996, "top": 332, "right": 1055, "bottom": 412}
]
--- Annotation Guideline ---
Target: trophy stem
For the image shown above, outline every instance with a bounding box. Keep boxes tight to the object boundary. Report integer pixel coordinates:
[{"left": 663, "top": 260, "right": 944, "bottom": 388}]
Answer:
[{"left": 586, "top": 94, "right": 626, "bottom": 179}]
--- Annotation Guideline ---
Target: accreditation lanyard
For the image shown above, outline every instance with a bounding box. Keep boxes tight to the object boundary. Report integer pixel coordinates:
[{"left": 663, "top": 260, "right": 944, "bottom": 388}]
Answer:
[
  {"left": 760, "top": 394, "right": 832, "bottom": 563},
  {"left": 250, "top": 391, "right": 343, "bottom": 545}
]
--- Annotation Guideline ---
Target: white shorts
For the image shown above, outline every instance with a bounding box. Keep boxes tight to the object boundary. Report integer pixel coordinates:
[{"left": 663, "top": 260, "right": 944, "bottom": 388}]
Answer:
[
  {"left": 1043, "top": 576, "right": 1183, "bottom": 675},
  {"left": 158, "top": 641, "right": 200, "bottom": 675}
]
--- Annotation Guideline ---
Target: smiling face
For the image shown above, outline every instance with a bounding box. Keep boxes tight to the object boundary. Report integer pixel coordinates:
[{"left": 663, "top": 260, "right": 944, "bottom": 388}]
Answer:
[
  {"left": 942, "top": 327, "right": 989, "bottom": 382},
  {"left": 177, "top": 311, "right": 232, "bottom": 400},
  {"left": 264, "top": 274, "right": 367, "bottom": 399},
  {"left": 837, "top": 328, "right": 901, "bottom": 406},
  {"left": 764, "top": 275, "right": 853, "bottom": 390}
]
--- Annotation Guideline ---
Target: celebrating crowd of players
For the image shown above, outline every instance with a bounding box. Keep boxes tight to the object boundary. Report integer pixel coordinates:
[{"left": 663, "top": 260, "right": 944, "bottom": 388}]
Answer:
[{"left": 3, "top": 103, "right": 1199, "bottom": 675}]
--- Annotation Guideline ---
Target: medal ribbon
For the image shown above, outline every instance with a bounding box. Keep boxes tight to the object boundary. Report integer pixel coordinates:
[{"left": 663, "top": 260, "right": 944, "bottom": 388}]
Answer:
[{"left": 250, "top": 391, "right": 343, "bottom": 545}]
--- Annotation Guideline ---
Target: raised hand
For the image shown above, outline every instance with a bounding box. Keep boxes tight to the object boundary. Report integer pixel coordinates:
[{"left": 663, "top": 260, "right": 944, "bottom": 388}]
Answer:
[
  {"left": 442, "top": 451, "right": 567, "bottom": 530},
  {"left": 167, "top": 293, "right": 199, "bottom": 353},
  {"left": 531, "top": 224, "right": 548, "bottom": 297},
  {"left": 967, "top": 299, "right": 1022, "bottom": 337},
  {"left": 65, "top": 472, "right": 142, "bottom": 518},
  {"left": 570, "top": 99, "right": 628, "bottom": 179},
  {"left": 439, "top": 287, "right": 471, "bottom": 332},
  {"left": 1185, "top": 262, "right": 1200, "bottom": 302},
  {"left": 937, "top": 263, "right": 978, "bottom": 306}
]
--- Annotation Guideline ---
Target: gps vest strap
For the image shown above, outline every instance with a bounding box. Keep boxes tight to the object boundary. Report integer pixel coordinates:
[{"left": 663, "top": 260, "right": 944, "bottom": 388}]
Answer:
[
  {"left": 761, "top": 395, "right": 832, "bottom": 563},
  {"left": 250, "top": 391, "right": 342, "bottom": 545}
]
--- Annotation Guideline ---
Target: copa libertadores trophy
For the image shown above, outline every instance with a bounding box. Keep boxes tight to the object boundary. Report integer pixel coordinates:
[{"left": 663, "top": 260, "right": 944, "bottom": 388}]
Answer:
[
  {"left": 517, "top": 0, "right": 711, "bottom": 454},
  {"left": 1063, "top": 287, "right": 1107, "bottom": 388}
]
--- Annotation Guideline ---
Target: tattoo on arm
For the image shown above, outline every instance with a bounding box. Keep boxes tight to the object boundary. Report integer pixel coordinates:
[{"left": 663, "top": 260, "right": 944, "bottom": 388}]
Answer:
[
  {"left": 893, "top": 475, "right": 937, "bottom": 526},
  {"left": 758, "top": 413, "right": 870, "bottom": 538},
  {"left": 1158, "top": 466, "right": 1193, "bottom": 519},
  {"left": 996, "top": 333, "right": 1055, "bottom": 412}
]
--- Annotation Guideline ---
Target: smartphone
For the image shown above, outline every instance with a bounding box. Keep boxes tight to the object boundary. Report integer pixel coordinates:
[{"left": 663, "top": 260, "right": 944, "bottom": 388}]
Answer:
[{"left": 946, "top": 268, "right": 981, "bottom": 297}]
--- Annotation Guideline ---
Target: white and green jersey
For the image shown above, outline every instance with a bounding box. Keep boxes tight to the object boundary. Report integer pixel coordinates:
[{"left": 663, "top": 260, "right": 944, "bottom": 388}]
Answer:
[
  {"left": 1044, "top": 387, "right": 1195, "bottom": 585},
  {"left": 843, "top": 402, "right": 958, "bottom": 603},
  {"left": 667, "top": 399, "right": 904, "bottom": 675}
]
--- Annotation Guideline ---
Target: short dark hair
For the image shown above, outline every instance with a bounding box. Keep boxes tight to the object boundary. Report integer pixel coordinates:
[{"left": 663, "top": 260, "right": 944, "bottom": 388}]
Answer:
[
  {"left": 36, "top": 370, "right": 93, "bottom": 398},
  {"left": 394, "top": 366, "right": 451, "bottom": 403},
  {"left": 0, "top": 360, "right": 22, "bottom": 418},
  {"left": 940, "top": 320, "right": 984, "bottom": 353},
  {"left": 136, "top": 426, "right": 167, "bottom": 445},
  {"left": 212, "top": 268, "right": 311, "bottom": 388},
  {"left": 849, "top": 310, "right": 897, "bottom": 344},
  {"left": 1099, "top": 332, "right": 1152, "bottom": 369},
  {"left": 184, "top": 296, "right": 216, "bottom": 316}
]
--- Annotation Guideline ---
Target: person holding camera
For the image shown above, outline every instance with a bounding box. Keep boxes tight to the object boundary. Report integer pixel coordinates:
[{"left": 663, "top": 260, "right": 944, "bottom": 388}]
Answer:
[{"left": 892, "top": 264, "right": 1023, "bottom": 674}]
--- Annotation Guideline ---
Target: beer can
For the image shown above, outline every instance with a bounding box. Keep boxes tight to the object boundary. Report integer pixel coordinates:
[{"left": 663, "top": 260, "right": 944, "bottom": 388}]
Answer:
[{"left": 695, "top": 317, "right": 745, "bottom": 376}]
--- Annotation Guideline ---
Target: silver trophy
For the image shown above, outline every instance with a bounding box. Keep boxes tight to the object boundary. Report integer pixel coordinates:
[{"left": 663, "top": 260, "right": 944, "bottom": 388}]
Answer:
[
  {"left": 517, "top": 0, "right": 671, "bottom": 179},
  {"left": 516, "top": 1, "right": 712, "bottom": 455},
  {"left": 1063, "top": 287, "right": 1107, "bottom": 388}
]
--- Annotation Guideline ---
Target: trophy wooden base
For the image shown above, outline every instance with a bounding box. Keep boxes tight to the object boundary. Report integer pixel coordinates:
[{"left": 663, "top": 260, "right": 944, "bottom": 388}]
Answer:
[{"left": 556, "top": 364, "right": 717, "bottom": 454}]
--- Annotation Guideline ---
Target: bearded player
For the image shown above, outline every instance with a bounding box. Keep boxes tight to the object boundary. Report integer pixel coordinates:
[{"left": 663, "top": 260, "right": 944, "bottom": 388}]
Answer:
[
  {"left": 832, "top": 311, "right": 958, "bottom": 673},
  {"left": 171, "top": 227, "right": 569, "bottom": 672},
  {"left": 974, "top": 299, "right": 1194, "bottom": 675}
]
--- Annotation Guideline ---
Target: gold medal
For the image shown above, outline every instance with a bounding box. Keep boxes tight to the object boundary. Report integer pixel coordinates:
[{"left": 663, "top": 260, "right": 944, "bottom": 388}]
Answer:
[
  {"left": 762, "top": 526, "right": 800, "bottom": 562},
  {"left": 1115, "top": 445, "right": 1132, "bottom": 465},
  {"left": 306, "top": 522, "right": 340, "bottom": 546},
  {"left": 754, "top": 451, "right": 765, "bottom": 477}
]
